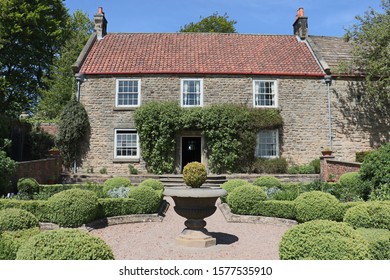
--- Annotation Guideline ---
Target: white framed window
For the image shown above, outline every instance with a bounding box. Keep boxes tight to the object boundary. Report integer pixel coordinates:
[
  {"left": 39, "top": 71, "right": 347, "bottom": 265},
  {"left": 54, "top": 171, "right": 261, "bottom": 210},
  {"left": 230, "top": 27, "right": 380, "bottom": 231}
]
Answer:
[
  {"left": 253, "top": 80, "right": 278, "bottom": 108},
  {"left": 256, "top": 130, "right": 279, "bottom": 158},
  {"left": 114, "top": 129, "right": 139, "bottom": 158},
  {"left": 181, "top": 79, "right": 203, "bottom": 107},
  {"left": 116, "top": 79, "right": 141, "bottom": 107}
]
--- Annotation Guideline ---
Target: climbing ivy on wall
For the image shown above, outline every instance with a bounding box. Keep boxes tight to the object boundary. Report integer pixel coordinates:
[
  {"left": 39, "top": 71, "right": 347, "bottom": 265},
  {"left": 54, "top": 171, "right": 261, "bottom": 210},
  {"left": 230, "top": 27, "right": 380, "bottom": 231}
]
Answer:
[{"left": 134, "top": 101, "right": 283, "bottom": 174}]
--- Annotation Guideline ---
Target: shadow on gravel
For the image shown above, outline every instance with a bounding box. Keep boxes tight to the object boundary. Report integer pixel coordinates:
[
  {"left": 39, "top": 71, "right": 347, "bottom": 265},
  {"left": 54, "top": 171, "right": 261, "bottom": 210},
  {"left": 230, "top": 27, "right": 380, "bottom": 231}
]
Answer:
[{"left": 210, "top": 232, "right": 239, "bottom": 245}]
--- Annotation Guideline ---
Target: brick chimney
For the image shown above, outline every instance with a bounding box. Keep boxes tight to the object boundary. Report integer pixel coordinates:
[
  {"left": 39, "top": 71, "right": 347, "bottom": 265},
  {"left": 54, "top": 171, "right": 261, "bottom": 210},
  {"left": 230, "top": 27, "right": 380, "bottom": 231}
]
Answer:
[
  {"left": 94, "top": 7, "right": 107, "bottom": 40},
  {"left": 293, "top": 7, "right": 308, "bottom": 40}
]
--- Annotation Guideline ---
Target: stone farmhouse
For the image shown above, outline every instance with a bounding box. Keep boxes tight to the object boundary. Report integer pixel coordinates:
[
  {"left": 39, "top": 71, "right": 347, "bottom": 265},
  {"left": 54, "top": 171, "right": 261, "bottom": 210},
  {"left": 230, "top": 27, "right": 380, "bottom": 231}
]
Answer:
[{"left": 73, "top": 7, "right": 388, "bottom": 174}]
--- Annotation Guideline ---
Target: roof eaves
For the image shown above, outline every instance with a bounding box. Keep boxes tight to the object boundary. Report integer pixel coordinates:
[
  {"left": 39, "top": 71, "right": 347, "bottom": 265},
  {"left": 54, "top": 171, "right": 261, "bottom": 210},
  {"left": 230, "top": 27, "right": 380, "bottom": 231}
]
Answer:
[{"left": 72, "top": 33, "right": 97, "bottom": 74}]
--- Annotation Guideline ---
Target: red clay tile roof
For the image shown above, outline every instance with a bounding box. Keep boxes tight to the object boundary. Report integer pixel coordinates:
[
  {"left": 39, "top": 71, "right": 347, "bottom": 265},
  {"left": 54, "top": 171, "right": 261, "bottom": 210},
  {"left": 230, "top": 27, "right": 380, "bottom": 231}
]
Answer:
[{"left": 79, "top": 33, "right": 324, "bottom": 76}]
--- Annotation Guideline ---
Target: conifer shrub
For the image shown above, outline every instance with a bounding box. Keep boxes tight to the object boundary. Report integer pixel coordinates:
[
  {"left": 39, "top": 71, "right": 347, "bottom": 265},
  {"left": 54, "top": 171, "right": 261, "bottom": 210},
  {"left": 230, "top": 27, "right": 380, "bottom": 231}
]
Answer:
[
  {"left": 16, "top": 229, "right": 114, "bottom": 260},
  {"left": 127, "top": 186, "right": 162, "bottom": 214},
  {"left": 294, "top": 191, "right": 342, "bottom": 222},
  {"left": 227, "top": 185, "right": 267, "bottom": 215},
  {"left": 0, "top": 228, "right": 40, "bottom": 260},
  {"left": 343, "top": 202, "right": 390, "bottom": 230},
  {"left": 47, "top": 189, "right": 99, "bottom": 227},
  {"left": 0, "top": 208, "right": 39, "bottom": 232},
  {"left": 17, "top": 178, "right": 40, "bottom": 198},
  {"left": 103, "top": 177, "right": 132, "bottom": 196},
  {"left": 279, "top": 220, "right": 371, "bottom": 260},
  {"left": 356, "top": 228, "right": 390, "bottom": 260},
  {"left": 183, "top": 162, "right": 207, "bottom": 188},
  {"left": 138, "top": 178, "right": 164, "bottom": 191}
]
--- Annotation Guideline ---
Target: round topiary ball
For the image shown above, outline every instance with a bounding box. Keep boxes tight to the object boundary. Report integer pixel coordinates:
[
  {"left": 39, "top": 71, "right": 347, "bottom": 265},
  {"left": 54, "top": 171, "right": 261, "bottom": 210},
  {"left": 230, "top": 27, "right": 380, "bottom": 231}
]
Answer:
[
  {"left": 0, "top": 208, "right": 39, "bottom": 232},
  {"left": 227, "top": 184, "right": 267, "bottom": 215},
  {"left": 138, "top": 178, "right": 164, "bottom": 191},
  {"left": 128, "top": 186, "right": 162, "bottom": 213},
  {"left": 17, "top": 178, "right": 39, "bottom": 197},
  {"left": 294, "top": 191, "right": 342, "bottom": 222},
  {"left": 344, "top": 202, "right": 390, "bottom": 230},
  {"left": 279, "top": 220, "right": 370, "bottom": 260},
  {"left": 183, "top": 162, "right": 207, "bottom": 188},
  {"left": 47, "top": 189, "right": 99, "bottom": 227},
  {"left": 253, "top": 175, "right": 282, "bottom": 188},
  {"left": 16, "top": 229, "right": 114, "bottom": 260},
  {"left": 103, "top": 177, "right": 132, "bottom": 196}
]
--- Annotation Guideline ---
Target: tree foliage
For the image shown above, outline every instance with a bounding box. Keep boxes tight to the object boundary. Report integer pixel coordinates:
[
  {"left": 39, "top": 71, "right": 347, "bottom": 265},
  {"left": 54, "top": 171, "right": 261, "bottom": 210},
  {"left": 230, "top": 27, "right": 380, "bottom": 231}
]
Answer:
[
  {"left": 345, "top": 0, "right": 390, "bottom": 110},
  {"left": 56, "top": 99, "right": 90, "bottom": 169},
  {"left": 35, "top": 10, "right": 93, "bottom": 120},
  {"left": 0, "top": 0, "right": 69, "bottom": 117},
  {"left": 180, "top": 12, "right": 237, "bottom": 33}
]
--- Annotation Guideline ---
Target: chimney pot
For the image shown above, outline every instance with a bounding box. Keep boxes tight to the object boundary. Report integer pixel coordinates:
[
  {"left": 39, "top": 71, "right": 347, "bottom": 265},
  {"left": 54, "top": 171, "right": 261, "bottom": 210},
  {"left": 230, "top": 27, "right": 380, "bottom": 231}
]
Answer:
[
  {"left": 94, "top": 7, "right": 108, "bottom": 40},
  {"left": 293, "top": 7, "right": 308, "bottom": 40}
]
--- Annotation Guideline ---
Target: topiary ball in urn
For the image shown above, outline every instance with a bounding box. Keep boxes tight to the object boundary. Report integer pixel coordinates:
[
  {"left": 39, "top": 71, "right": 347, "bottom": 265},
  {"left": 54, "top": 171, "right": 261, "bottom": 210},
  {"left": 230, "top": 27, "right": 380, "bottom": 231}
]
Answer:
[{"left": 183, "top": 162, "right": 207, "bottom": 188}]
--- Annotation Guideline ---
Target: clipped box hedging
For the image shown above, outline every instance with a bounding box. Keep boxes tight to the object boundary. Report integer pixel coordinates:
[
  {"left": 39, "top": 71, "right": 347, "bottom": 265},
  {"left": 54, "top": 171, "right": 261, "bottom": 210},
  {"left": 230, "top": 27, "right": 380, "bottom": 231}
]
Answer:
[
  {"left": 0, "top": 199, "right": 48, "bottom": 221},
  {"left": 98, "top": 198, "right": 140, "bottom": 218},
  {"left": 37, "top": 183, "right": 105, "bottom": 199},
  {"left": 16, "top": 229, "right": 114, "bottom": 260},
  {"left": 0, "top": 228, "right": 40, "bottom": 260},
  {"left": 356, "top": 228, "right": 390, "bottom": 260},
  {"left": 17, "top": 178, "right": 39, "bottom": 197},
  {"left": 279, "top": 220, "right": 371, "bottom": 260},
  {"left": 138, "top": 178, "right": 164, "bottom": 191},
  {"left": 127, "top": 186, "right": 162, "bottom": 214},
  {"left": 343, "top": 202, "right": 390, "bottom": 230},
  {"left": 256, "top": 200, "right": 296, "bottom": 219},
  {"left": 271, "top": 183, "right": 304, "bottom": 201},
  {"left": 252, "top": 176, "right": 282, "bottom": 188},
  {"left": 103, "top": 177, "right": 132, "bottom": 196},
  {"left": 47, "top": 189, "right": 99, "bottom": 227},
  {"left": 294, "top": 191, "right": 342, "bottom": 223},
  {"left": 0, "top": 208, "right": 39, "bottom": 232},
  {"left": 227, "top": 185, "right": 267, "bottom": 215}
]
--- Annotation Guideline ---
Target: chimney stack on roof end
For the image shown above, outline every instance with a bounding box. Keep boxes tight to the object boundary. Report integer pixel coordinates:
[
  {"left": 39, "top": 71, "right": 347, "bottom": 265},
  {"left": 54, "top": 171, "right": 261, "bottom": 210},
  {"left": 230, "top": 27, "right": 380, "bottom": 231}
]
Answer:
[
  {"left": 293, "top": 7, "right": 308, "bottom": 40},
  {"left": 94, "top": 7, "right": 107, "bottom": 40}
]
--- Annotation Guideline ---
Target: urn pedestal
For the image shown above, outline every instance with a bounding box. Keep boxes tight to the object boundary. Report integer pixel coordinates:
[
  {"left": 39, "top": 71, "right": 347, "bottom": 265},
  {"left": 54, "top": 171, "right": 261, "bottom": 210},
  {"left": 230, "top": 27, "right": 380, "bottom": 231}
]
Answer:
[{"left": 163, "top": 187, "right": 227, "bottom": 248}]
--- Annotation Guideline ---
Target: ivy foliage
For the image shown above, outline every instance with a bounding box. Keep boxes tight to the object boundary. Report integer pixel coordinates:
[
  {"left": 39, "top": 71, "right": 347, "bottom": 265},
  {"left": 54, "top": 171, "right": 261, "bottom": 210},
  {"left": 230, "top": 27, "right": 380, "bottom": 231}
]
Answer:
[{"left": 134, "top": 101, "right": 283, "bottom": 174}]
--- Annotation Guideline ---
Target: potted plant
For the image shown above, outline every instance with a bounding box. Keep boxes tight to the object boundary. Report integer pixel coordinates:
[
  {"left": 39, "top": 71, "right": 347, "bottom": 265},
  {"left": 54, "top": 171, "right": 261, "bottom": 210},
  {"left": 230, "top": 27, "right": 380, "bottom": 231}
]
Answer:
[
  {"left": 48, "top": 147, "right": 60, "bottom": 156},
  {"left": 321, "top": 147, "right": 333, "bottom": 156},
  {"left": 163, "top": 162, "right": 227, "bottom": 247}
]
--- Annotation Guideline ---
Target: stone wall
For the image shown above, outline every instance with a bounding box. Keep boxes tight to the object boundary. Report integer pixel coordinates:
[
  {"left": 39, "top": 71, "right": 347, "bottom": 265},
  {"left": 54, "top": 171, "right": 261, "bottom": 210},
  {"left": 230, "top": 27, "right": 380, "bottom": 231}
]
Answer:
[
  {"left": 39, "top": 123, "right": 59, "bottom": 136},
  {"left": 79, "top": 74, "right": 382, "bottom": 174}
]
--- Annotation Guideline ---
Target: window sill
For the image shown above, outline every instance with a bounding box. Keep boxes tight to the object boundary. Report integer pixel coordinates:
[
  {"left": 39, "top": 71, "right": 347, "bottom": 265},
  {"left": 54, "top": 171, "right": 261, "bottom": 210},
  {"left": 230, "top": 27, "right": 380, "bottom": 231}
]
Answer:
[
  {"left": 113, "top": 158, "right": 140, "bottom": 163},
  {"left": 113, "top": 107, "right": 138, "bottom": 111}
]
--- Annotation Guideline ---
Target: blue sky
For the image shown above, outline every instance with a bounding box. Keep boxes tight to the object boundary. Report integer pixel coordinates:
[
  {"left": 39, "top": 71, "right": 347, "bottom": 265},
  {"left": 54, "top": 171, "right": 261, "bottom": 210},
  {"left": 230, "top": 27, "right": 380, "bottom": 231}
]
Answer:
[{"left": 64, "top": 0, "right": 382, "bottom": 36}]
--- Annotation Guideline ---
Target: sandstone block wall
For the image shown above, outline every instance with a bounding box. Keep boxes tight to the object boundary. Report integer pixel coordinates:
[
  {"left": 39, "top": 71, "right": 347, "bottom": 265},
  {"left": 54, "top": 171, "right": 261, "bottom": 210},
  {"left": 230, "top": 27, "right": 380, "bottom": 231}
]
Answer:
[{"left": 79, "top": 74, "right": 382, "bottom": 174}]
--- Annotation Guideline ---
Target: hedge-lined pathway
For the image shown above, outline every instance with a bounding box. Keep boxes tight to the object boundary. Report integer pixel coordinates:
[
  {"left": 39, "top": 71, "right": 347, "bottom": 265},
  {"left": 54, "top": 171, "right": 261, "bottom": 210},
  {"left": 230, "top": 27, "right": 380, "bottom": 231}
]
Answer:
[{"left": 90, "top": 197, "right": 295, "bottom": 260}]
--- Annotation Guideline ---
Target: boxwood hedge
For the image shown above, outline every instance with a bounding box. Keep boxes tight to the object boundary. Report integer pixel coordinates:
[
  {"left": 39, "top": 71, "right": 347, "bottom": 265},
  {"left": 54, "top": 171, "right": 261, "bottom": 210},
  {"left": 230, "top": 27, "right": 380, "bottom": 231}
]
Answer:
[
  {"left": 0, "top": 199, "right": 48, "bottom": 221},
  {"left": 16, "top": 229, "right": 114, "bottom": 260},
  {"left": 0, "top": 208, "right": 39, "bottom": 232},
  {"left": 343, "top": 202, "right": 390, "bottom": 230},
  {"left": 256, "top": 200, "right": 296, "bottom": 219},
  {"left": 279, "top": 220, "right": 371, "bottom": 260},
  {"left": 0, "top": 228, "right": 40, "bottom": 260},
  {"left": 356, "top": 227, "right": 390, "bottom": 260},
  {"left": 47, "top": 189, "right": 99, "bottom": 227},
  {"left": 294, "top": 191, "right": 342, "bottom": 222},
  {"left": 127, "top": 186, "right": 162, "bottom": 214},
  {"left": 227, "top": 185, "right": 267, "bottom": 215}
]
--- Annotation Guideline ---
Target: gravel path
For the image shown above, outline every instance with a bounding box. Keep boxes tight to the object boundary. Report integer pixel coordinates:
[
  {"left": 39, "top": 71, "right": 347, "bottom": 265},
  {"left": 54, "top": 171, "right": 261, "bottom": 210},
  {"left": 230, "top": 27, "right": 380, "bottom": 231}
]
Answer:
[{"left": 91, "top": 197, "right": 294, "bottom": 260}]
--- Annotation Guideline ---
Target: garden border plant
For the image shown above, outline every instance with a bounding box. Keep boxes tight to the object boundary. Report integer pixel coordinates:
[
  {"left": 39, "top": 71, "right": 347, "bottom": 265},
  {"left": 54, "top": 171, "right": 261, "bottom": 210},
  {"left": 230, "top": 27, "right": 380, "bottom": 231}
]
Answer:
[{"left": 134, "top": 101, "right": 282, "bottom": 174}]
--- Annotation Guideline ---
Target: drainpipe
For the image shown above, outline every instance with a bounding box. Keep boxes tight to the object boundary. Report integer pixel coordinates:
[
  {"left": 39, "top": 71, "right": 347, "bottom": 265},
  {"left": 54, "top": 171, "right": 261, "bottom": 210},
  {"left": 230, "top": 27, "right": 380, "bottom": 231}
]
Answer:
[
  {"left": 75, "top": 74, "right": 85, "bottom": 102},
  {"left": 324, "top": 75, "right": 333, "bottom": 149}
]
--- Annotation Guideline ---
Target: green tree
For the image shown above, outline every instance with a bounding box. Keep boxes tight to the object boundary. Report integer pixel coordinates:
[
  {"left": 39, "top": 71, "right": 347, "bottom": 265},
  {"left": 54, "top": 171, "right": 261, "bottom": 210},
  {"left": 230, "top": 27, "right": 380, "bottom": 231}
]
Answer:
[
  {"left": 35, "top": 10, "right": 93, "bottom": 120},
  {"left": 56, "top": 99, "right": 90, "bottom": 169},
  {"left": 180, "top": 12, "right": 237, "bottom": 33},
  {"left": 345, "top": 0, "right": 390, "bottom": 110},
  {"left": 0, "top": 0, "right": 69, "bottom": 117}
]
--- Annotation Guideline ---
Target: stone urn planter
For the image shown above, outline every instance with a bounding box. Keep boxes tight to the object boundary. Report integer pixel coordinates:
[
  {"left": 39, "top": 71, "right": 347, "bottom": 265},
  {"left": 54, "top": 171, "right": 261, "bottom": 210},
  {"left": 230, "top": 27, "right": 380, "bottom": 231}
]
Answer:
[{"left": 163, "top": 162, "right": 227, "bottom": 248}]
